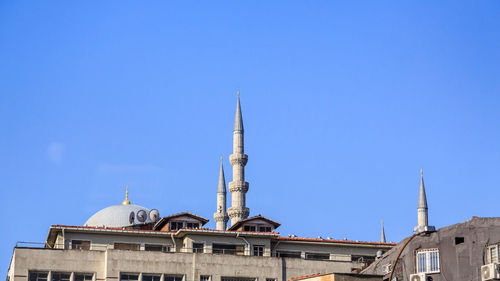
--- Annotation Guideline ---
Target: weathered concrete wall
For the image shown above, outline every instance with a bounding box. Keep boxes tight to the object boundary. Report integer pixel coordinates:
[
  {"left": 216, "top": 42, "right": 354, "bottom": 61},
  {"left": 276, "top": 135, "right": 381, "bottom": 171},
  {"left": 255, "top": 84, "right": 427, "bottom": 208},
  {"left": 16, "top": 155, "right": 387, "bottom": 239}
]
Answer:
[{"left": 11, "top": 247, "right": 361, "bottom": 281}]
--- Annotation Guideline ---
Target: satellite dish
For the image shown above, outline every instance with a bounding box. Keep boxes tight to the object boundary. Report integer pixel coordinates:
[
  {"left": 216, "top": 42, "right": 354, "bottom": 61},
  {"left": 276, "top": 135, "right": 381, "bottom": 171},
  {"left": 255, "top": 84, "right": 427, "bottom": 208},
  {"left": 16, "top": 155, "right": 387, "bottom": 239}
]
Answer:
[
  {"left": 149, "top": 209, "right": 160, "bottom": 222},
  {"left": 129, "top": 211, "right": 135, "bottom": 224},
  {"left": 136, "top": 210, "right": 147, "bottom": 223}
]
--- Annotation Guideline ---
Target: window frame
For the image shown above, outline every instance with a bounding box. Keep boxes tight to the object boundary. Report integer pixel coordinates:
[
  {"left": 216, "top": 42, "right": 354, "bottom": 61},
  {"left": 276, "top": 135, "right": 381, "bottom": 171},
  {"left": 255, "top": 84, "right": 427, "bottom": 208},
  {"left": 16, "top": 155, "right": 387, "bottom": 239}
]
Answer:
[
  {"left": 29, "top": 271, "right": 49, "bottom": 281},
  {"left": 71, "top": 240, "right": 91, "bottom": 250},
  {"left": 74, "top": 273, "right": 94, "bottom": 281},
  {"left": 120, "top": 274, "right": 139, "bottom": 281},
  {"left": 487, "top": 244, "right": 499, "bottom": 264},
  {"left": 192, "top": 242, "right": 204, "bottom": 253},
  {"left": 253, "top": 245, "right": 264, "bottom": 256},
  {"left": 415, "top": 248, "right": 440, "bottom": 274}
]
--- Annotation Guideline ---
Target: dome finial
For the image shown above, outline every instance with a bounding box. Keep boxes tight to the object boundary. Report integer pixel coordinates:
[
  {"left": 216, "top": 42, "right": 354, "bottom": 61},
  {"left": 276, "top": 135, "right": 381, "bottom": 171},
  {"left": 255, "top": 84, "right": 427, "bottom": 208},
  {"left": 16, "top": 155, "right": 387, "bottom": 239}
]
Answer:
[{"left": 122, "top": 185, "right": 131, "bottom": 205}]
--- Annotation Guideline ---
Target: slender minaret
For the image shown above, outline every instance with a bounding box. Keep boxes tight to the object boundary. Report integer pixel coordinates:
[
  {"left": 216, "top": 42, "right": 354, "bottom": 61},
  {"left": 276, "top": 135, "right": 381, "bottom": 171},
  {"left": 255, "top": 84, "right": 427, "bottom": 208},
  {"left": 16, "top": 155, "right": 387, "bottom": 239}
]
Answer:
[
  {"left": 414, "top": 169, "right": 435, "bottom": 233},
  {"left": 214, "top": 157, "right": 229, "bottom": 230},
  {"left": 228, "top": 91, "right": 250, "bottom": 226},
  {"left": 380, "top": 220, "right": 386, "bottom": 243}
]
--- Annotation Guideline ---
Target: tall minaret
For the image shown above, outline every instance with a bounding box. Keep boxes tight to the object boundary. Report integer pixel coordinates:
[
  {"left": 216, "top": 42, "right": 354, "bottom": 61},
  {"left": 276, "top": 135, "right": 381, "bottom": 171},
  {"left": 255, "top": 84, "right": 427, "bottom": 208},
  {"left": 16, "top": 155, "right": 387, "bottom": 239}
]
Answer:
[
  {"left": 228, "top": 91, "right": 250, "bottom": 226},
  {"left": 414, "top": 169, "right": 435, "bottom": 233},
  {"left": 214, "top": 157, "right": 229, "bottom": 230},
  {"left": 380, "top": 220, "right": 386, "bottom": 243}
]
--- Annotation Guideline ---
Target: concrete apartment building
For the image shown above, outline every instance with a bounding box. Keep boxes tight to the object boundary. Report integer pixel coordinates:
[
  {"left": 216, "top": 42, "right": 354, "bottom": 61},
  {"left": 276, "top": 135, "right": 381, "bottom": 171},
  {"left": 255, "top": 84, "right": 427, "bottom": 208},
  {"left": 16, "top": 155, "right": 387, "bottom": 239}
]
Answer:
[{"left": 7, "top": 93, "right": 394, "bottom": 281}]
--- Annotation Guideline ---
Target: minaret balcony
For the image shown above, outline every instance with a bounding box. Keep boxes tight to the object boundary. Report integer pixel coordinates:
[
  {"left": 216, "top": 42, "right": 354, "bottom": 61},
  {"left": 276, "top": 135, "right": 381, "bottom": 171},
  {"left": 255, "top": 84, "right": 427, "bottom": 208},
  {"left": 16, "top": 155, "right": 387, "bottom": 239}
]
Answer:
[
  {"left": 214, "top": 212, "right": 229, "bottom": 222},
  {"left": 228, "top": 181, "right": 249, "bottom": 193},
  {"left": 229, "top": 153, "right": 248, "bottom": 166},
  {"left": 228, "top": 206, "right": 250, "bottom": 219}
]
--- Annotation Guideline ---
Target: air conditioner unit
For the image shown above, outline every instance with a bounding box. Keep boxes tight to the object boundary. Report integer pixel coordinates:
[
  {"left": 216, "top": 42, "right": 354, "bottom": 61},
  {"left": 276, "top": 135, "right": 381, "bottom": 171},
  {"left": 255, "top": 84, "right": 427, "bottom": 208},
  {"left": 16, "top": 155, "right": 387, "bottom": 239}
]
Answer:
[
  {"left": 409, "top": 273, "right": 427, "bottom": 281},
  {"left": 481, "top": 263, "right": 500, "bottom": 281}
]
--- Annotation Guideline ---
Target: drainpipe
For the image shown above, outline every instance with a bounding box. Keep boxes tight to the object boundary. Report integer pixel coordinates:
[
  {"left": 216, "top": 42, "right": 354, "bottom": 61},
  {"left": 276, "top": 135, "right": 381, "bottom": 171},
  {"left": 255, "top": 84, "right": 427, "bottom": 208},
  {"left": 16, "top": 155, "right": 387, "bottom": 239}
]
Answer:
[
  {"left": 170, "top": 233, "right": 177, "bottom": 252},
  {"left": 236, "top": 233, "right": 250, "bottom": 255},
  {"left": 62, "top": 228, "right": 66, "bottom": 249}
]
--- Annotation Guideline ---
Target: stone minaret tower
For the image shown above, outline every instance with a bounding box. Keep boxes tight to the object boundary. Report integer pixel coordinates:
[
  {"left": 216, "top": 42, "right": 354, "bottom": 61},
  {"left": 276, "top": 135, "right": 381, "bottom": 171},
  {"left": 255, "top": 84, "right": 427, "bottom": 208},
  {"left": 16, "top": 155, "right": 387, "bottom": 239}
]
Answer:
[
  {"left": 228, "top": 91, "right": 250, "bottom": 226},
  {"left": 214, "top": 157, "right": 229, "bottom": 230},
  {"left": 414, "top": 169, "right": 435, "bottom": 233},
  {"left": 380, "top": 220, "right": 386, "bottom": 243}
]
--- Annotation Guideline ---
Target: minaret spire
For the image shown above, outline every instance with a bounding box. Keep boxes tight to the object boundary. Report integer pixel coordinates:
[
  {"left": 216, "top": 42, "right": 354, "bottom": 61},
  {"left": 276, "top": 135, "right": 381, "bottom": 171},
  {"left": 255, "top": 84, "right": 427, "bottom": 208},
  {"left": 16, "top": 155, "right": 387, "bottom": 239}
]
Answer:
[
  {"left": 380, "top": 220, "right": 386, "bottom": 243},
  {"left": 122, "top": 185, "right": 130, "bottom": 205},
  {"left": 414, "top": 169, "right": 435, "bottom": 233},
  {"left": 214, "top": 157, "right": 229, "bottom": 230},
  {"left": 228, "top": 91, "right": 250, "bottom": 226}
]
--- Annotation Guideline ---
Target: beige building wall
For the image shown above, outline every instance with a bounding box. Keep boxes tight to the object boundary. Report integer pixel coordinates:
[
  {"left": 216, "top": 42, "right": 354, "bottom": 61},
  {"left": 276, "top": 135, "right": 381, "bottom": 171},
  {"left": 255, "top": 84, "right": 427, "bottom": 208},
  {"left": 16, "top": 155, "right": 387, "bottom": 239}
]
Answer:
[{"left": 10, "top": 248, "right": 363, "bottom": 281}]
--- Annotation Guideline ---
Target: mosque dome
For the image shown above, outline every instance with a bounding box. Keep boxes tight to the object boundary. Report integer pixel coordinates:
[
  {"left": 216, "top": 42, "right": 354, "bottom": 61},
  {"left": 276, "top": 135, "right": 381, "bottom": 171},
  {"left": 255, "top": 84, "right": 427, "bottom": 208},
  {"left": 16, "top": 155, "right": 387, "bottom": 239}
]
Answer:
[
  {"left": 84, "top": 186, "right": 156, "bottom": 227},
  {"left": 85, "top": 204, "right": 152, "bottom": 227}
]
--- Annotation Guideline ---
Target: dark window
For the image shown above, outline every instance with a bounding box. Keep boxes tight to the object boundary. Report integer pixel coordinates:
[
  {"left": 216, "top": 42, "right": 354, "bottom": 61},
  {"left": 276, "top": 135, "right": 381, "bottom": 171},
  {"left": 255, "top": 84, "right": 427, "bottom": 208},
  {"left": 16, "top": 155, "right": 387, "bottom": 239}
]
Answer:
[
  {"left": 186, "top": 223, "right": 199, "bottom": 229},
  {"left": 213, "top": 244, "right": 244, "bottom": 255},
  {"left": 253, "top": 245, "right": 264, "bottom": 256},
  {"left": 52, "top": 273, "right": 70, "bottom": 281},
  {"left": 142, "top": 275, "right": 161, "bottom": 281},
  {"left": 29, "top": 272, "right": 48, "bottom": 281},
  {"left": 305, "top": 253, "right": 330, "bottom": 260},
  {"left": 71, "top": 240, "right": 91, "bottom": 250},
  {"left": 164, "top": 276, "right": 183, "bottom": 281},
  {"left": 114, "top": 243, "right": 140, "bottom": 251},
  {"left": 200, "top": 276, "right": 210, "bottom": 281},
  {"left": 258, "top": 226, "right": 272, "bottom": 232},
  {"left": 243, "top": 225, "right": 256, "bottom": 231},
  {"left": 276, "top": 251, "right": 301, "bottom": 258},
  {"left": 193, "top": 243, "right": 204, "bottom": 253},
  {"left": 120, "top": 274, "right": 139, "bottom": 281},
  {"left": 74, "top": 274, "right": 93, "bottom": 281},
  {"left": 221, "top": 278, "right": 255, "bottom": 281},
  {"left": 455, "top": 237, "right": 465, "bottom": 245},
  {"left": 170, "top": 221, "right": 184, "bottom": 230},
  {"left": 145, "top": 244, "right": 169, "bottom": 252}
]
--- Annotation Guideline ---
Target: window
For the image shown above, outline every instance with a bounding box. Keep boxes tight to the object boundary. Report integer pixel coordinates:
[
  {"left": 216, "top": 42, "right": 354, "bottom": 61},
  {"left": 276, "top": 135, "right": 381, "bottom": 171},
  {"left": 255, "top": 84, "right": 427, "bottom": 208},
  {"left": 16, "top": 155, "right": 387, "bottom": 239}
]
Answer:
[
  {"left": 170, "top": 221, "right": 184, "bottom": 230},
  {"left": 416, "top": 249, "right": 440, "bottom": 273},
  {"left": 253, "top": 245, "right": 264, "bottom": 256},
  {"left": 52, "top": 273, "right": 70, "bottom": 281},
  {"left": 145, "top": 244, "right": 169, "bottom": 252},
  {"left": 193, "top": 243, "right": 204, "bottom": 253},
  {"left": 276, "top": 251, "right": 301, "bottom": 258},
  {"left": 200, "top": 276, "right": 210, "bottom": 281},
  {"left": 142, "top": 275, "right": 161, "bottom": 281},
  {"left": 487, "top": 244, "right": 500, "bottom": 264},
  {"left": 71, "top": 240, "right": 91, "bottom": 250},
  {"left": 259, "top": 226, "right": 271, "bottom": 232},
  {"left": 74, "top": 274, "right": 93, "bottom": 281},
  {"left": 164, "top": 276, "right": 183, "bottom": 281},
  {"left": 243, "top": 225, "right": 256, "bottom": 232},
  {"left": 120, "top": 274, "right": 139, "bottom": 281},
  {"left": 114, "top": 243, "right": 140, "bottom": 251},
  {"left": 221, "top": 278, "right": 255, "bottom": 281},
  {"left": 29, "top": 272, "right": 48, "bottom": 281},
  {"left": 266, "top": 279, "right": 276, "bottom": 281},
  {"left": 455, "top": 237, "right": 465, "bottom": 245},
  {"left": 306, "top": 253, "right": 330, "bottom": 261},
  {"left": 213, "top": 244, "right": 244, "bottom": 255},
  {"left": 186, "top": 223, "right": 199, "bottom": 229},
  {"left": 351, "top": 255, "right": 376, "bottom": 264}
]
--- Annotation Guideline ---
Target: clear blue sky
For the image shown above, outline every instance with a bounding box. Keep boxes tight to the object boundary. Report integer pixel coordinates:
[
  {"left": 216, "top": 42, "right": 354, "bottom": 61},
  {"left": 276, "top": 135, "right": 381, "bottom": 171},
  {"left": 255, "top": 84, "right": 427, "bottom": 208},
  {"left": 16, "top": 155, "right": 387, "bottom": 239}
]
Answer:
[{"left": 1, "top": 0, "right": 499, "bottom": 275}]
